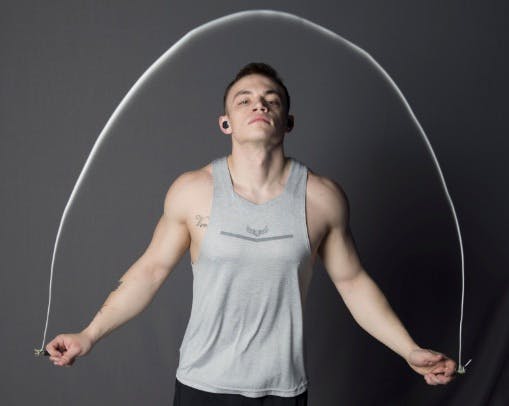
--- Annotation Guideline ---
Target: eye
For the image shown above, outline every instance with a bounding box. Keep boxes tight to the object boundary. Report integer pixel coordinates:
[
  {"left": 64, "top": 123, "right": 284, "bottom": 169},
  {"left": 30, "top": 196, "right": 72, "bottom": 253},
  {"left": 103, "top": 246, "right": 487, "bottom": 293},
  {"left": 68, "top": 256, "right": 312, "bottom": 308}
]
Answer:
[{"left": 238, "top": 99, "right": 249, "bottom": 105}]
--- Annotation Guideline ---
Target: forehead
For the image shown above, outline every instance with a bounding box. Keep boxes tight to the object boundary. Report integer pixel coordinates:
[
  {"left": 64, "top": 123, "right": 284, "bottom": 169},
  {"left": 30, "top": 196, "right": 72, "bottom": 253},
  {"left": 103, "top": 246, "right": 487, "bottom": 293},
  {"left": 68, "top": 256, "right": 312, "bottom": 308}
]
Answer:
[{"left": 228, "top": 74, "right": 283, "bottom": 101}]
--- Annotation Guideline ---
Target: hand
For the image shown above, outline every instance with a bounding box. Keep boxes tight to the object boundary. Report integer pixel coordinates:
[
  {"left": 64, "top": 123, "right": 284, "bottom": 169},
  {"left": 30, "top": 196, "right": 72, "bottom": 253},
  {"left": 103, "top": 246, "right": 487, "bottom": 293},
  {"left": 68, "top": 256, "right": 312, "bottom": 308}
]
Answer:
[
  {"left": 406, "top": 348, "right": 457, "bottom": 385},
  {"left": 45, "top": 332, "right": 94, "bottom": 367}
]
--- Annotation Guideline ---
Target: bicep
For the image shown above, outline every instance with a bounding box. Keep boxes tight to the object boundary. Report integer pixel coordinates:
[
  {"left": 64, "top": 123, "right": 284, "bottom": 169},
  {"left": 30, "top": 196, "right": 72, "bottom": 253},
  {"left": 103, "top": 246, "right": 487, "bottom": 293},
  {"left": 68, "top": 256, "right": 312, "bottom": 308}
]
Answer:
[
  {"left": 140, "top": 174, "right": 191, "bottom": 282},
  {"left": 320, "top": 223, "right": 363, "bottom": 287},
  {"left": 317, "top": 180, "right": 364, "bottom": 288}
]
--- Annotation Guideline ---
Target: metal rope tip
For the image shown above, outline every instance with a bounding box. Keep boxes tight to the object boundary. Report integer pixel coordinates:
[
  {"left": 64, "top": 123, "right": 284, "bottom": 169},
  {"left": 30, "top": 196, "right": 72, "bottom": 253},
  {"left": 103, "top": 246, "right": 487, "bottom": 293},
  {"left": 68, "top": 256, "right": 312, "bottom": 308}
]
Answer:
[
  {"left": 34, "top": 348, "right": 49, "bottom": 357},
  {"left": 457, "top": 359, "right": 472, "bottom": 375}
]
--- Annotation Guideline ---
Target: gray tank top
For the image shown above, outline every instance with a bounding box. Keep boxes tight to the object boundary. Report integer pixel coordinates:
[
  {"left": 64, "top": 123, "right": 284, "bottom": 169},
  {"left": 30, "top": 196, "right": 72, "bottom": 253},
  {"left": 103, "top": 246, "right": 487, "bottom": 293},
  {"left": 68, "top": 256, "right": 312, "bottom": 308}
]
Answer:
[{"left": 175, "top": 155, "right": 314, "bottom": 398}]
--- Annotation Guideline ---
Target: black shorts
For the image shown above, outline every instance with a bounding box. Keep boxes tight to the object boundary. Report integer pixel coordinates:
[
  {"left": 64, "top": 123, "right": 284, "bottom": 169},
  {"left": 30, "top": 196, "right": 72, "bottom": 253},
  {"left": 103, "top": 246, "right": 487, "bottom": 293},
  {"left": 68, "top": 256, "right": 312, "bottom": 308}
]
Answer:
[{"left": 173, "top": 378, "right": 308, "bottom": 406}]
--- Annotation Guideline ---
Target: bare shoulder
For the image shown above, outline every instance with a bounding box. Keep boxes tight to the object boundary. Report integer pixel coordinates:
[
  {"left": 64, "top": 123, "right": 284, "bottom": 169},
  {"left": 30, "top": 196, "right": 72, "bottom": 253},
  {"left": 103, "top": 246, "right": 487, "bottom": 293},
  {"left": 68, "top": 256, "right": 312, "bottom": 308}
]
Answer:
[
  {"left": 163, "top": 163, "right": 213, "bottom": 221},
  {"left": 306, "top": 168, "right": 350, "bottom": 227}
]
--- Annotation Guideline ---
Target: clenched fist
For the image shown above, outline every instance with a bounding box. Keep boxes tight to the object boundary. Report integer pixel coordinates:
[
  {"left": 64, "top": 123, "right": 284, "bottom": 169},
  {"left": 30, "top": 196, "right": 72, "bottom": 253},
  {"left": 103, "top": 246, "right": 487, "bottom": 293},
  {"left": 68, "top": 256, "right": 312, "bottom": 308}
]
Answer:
[{"left": 45, "top": 332, "right": 94, "bottom": 367}]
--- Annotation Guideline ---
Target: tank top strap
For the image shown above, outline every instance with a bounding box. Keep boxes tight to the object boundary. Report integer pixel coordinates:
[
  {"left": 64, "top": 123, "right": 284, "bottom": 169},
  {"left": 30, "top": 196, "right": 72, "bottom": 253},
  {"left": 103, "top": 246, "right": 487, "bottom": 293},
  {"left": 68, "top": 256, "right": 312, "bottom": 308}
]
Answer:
[
  {"left": 286, "top": 157, "right": 308, "bottom": 200},
  {"left": 210, "top": 156, "right": 232, "bottom": 204}
]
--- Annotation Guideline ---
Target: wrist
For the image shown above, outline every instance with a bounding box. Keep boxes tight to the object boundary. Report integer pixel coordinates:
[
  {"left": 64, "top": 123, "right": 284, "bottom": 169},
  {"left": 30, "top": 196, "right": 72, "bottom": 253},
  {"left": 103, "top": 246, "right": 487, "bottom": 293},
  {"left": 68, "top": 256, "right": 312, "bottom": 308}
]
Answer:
[
  {"left": 81, "top": 325, "right": 101, "bottom": 347},
  {"left": 404, "top": 344, "right": 422, "bottom": 362}
]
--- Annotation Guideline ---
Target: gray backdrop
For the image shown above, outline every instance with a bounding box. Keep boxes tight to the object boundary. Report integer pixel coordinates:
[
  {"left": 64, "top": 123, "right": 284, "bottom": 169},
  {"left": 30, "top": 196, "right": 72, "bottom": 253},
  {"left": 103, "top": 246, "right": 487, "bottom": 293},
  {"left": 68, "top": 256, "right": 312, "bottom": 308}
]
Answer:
[{"left": 2, "top": 1, "right": 508, "bottom": 405}]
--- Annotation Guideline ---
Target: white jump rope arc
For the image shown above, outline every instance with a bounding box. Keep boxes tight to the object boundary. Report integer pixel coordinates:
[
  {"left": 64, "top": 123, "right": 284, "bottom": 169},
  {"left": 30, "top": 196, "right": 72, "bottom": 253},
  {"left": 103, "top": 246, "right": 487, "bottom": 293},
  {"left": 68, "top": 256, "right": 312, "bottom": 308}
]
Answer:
[{"left": 35, "top": 9, "right": 471, "bottom": 373}]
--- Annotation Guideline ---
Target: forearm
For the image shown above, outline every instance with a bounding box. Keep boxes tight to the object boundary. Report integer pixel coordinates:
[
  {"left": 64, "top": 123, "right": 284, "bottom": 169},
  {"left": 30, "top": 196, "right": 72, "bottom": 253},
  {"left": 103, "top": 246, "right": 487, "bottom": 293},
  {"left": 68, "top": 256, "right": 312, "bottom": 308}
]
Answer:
[
  {"left": 336, "top": 269, "right": 419, "bottom": 359},
  {"left": 81, "top": 255, "right": 166, "bottom": 346}
]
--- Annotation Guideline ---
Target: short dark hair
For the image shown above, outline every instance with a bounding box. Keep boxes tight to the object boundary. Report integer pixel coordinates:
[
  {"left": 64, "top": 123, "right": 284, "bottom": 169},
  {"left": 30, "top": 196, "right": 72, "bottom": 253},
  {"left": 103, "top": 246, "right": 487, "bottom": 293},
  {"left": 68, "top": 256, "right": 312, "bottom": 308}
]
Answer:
[{"left": 223, "top": 62, "right": 291, "bottom": 115}]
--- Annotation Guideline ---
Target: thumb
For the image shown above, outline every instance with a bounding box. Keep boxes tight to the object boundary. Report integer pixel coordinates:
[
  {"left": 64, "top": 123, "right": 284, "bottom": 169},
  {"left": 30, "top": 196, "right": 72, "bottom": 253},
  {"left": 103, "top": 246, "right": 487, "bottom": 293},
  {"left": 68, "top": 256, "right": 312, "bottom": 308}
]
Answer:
[
  {"left": 409, "top": 349, "right": 443, "bottom": 367},
  {"left": 421, "top": 350, "right": 444, "bottom": 365}
]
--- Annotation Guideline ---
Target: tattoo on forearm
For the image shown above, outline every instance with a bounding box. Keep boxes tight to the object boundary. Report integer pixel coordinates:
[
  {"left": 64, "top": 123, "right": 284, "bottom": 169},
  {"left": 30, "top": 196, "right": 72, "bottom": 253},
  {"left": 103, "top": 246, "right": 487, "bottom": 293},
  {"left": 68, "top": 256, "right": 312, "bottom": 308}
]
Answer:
[{"left": 195, "top": 214, "right": 209, "bottom": 228}]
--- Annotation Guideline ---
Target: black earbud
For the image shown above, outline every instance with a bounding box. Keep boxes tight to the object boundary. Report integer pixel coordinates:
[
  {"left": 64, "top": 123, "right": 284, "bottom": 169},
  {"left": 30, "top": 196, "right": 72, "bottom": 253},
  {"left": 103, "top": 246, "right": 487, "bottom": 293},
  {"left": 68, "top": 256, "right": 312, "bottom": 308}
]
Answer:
[{"left": 222, "top": 121, "right": 229, "bottom": 129}]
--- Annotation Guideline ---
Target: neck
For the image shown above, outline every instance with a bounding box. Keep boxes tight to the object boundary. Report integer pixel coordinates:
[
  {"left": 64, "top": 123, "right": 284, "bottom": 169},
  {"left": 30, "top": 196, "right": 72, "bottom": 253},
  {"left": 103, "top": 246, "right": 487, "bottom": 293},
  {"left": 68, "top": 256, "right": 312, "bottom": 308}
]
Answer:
[{"left": 227, "top": 145, "right": 289, "bottom": 194}]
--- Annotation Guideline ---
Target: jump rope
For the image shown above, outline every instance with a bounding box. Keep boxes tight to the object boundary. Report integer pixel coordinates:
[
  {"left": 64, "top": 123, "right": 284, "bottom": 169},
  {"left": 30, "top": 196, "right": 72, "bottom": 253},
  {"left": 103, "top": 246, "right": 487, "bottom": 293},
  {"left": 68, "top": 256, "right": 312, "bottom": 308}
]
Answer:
[{"left": 34, "top": 10, "right": 471, "bottom": 374}]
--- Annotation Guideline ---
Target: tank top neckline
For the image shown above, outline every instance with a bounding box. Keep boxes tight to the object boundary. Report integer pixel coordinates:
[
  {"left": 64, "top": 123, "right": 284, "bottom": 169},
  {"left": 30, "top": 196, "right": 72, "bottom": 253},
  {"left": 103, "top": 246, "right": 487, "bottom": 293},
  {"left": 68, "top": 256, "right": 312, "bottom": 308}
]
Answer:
[{"left": 221, "top": 155, "right": 296, "bottom": 208}]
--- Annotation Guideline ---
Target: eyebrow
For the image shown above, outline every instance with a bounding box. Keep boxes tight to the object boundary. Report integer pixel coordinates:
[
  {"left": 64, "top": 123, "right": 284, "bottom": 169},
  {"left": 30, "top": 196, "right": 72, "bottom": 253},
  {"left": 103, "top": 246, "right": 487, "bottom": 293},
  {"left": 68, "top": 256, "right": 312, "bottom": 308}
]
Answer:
[{"left": 232, "top": 89, "right": 282, "bottom": 101}]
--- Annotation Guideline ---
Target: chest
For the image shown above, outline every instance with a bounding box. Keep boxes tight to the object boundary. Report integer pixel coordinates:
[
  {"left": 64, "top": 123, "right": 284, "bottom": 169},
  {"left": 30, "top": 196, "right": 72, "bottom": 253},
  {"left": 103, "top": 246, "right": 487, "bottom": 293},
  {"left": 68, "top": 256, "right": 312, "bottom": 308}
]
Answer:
[{"left": 186, "top": 185, "right": 327, "bottom": 266}]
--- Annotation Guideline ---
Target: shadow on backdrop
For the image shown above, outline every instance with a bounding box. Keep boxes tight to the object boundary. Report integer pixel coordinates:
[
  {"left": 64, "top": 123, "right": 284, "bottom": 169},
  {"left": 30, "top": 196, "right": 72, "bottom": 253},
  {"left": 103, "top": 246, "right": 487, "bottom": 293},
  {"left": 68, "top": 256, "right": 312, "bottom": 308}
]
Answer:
[{"left": 40, "top": 10, "right": 466, "bottom": 406}]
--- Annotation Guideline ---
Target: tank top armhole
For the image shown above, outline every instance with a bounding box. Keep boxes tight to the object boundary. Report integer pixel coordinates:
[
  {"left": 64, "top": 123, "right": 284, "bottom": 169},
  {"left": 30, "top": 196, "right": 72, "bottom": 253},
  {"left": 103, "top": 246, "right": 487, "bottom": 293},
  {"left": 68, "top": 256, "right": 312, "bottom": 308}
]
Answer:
[
  {"left": 191, "top": 158, "right": 220, "bottom": 268},
  {"left": 301, "top": 166, "right": 312, "bottom": 256}
]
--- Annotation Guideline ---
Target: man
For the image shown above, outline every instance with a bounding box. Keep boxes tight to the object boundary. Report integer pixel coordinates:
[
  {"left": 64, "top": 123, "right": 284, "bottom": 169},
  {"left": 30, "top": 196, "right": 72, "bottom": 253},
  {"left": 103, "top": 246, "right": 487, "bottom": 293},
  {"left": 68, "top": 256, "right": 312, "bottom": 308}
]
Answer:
[{"left": 46, "top": 63, "right": 456, "bottom": 404}]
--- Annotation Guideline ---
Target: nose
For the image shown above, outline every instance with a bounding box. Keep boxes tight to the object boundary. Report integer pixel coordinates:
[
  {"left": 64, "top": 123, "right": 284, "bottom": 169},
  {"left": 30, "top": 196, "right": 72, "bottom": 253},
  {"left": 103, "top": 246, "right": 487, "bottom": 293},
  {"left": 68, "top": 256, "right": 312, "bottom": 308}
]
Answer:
[{"left": 252, "top": 97, "right": 268, "bottom": 112}]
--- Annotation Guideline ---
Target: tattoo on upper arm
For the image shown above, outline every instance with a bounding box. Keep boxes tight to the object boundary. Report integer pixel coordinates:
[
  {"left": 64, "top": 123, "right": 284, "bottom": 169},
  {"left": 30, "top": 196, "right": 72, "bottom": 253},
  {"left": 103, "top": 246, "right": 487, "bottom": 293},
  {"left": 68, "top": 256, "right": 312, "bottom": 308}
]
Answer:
[{"left": 195, "top": 214, "right": 209, "bottom": 228}]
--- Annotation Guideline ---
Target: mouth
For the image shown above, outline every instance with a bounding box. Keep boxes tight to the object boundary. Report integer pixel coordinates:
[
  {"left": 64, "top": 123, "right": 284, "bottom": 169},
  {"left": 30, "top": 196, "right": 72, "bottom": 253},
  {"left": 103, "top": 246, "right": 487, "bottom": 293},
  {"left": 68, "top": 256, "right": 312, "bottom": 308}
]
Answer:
[{"left": 249, "top": 117, "right": 271, "bottom": 125}]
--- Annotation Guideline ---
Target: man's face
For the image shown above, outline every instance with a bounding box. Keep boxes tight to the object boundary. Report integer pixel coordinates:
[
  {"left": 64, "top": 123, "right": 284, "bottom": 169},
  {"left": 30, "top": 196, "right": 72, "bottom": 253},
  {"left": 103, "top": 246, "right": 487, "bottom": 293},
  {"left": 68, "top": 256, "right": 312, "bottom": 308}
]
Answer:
[{"left": 220, "top": 74, "right": 292, "bottom": 143}]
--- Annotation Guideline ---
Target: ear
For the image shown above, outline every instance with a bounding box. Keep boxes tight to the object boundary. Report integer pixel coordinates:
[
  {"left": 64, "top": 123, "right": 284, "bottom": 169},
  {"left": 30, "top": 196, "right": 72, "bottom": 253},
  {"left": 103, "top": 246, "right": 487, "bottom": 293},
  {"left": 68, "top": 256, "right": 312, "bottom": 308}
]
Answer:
[
  {"left": 286, "top": 114, "right": 294, "bottom": 132},
  {"left": 218, "top": 114, "right": 232, "bottom": 134}
]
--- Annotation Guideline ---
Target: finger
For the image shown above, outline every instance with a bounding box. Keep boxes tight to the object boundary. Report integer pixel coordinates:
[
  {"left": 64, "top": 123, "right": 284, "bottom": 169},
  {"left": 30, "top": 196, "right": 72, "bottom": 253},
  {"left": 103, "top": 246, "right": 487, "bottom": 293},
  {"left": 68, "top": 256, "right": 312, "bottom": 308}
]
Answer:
[
  {"left": 54, "top": 358, "right": 70, "bottom": 367},
  {"left": 428, "top": 352, "right": 444, "bottom": 362},
  {"left": 58, "top": 355, "right": 73, "bottom": 366},
  {"left": 441, "top": 375, "right": 454, "bottom": 384},
  {"left": 431, "top": 374, "right": 441, "bottom": 385},
  {"left": 52, "top": 354, "right": 65, "bottom": 366},
  {"left": 59, "top": 345, "right": 81, "bottom": 366},
  {"left": 428, "top": 372, "right": 442, "bottom": 385},
  {"left": 46, "top": 340, "right": 63, "bottom": 357},
  {"left": 431, "top": 359, "right": 455, "bottom": 377},
  {"left": 444, "top": 367, "right": 454, "bottom": 377},
  {"left": 60, "top": 355, "right": 76, "bottom": 367},
  {"left": 422, "top": 357, "right": 442, "bottom": 368},
  {"left": 445, "top": 359, "right": 457, "bottom": 376},
  {"left": 435, "top": 373, "right": 453, "bottom": 385},
  {"left": 56, "top": 341, "right": 71, "bottom": 353},
  {"left": 425, "top": 374, "right": 437, "bottom": 386},
  {"left": 430, "top": 365, "right": 447, "bottom": 375},
  {"left": 57, "top": 337, "right": 74, "bottom": 353}
]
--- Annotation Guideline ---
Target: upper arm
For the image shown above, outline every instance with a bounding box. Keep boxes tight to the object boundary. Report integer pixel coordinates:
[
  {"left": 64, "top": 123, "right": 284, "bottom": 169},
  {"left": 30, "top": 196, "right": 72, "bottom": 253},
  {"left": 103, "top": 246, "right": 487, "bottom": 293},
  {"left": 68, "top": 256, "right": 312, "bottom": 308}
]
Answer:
[
  {"left": 140, "top": 172, "right": 192, "bottom": 283},
  {"left": 317, "top": 178, "right": 364, "bottom": 289}
]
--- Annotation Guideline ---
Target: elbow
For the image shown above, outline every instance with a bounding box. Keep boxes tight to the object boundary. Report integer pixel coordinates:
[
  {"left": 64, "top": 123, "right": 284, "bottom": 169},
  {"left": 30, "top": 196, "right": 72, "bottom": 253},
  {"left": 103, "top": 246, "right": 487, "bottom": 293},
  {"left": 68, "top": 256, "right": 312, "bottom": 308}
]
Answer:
[
  {"left": 132, "top": 255, "right": 172, "bottom": 290},
  {"left": 151, "top": 263, "right": 172, "bottom": 287},
  {"left": 334, "top": 267, "right": 366, "bottom": 297}
]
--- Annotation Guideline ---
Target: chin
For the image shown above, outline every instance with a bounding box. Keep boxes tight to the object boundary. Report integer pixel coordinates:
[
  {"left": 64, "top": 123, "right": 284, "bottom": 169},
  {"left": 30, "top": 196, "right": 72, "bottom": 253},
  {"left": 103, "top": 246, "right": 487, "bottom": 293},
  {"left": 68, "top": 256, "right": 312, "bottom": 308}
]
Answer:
[{"left": 250, "top": 128, "right": 277, "bottom": 136}]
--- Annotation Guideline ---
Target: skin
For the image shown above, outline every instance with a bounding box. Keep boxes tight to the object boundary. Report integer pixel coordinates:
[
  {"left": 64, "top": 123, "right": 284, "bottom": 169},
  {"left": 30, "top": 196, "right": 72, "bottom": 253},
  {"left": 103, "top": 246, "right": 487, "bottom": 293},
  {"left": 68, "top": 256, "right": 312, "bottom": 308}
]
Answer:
[{"left": 46, "top": 73, "right": 456, "bottom": 386}]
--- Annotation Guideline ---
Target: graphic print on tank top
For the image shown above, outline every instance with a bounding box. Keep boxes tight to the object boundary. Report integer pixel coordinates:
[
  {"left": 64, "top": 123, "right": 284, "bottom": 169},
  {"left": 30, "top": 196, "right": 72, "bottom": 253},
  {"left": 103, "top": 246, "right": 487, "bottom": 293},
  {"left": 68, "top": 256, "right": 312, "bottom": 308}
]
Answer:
[
  {"left": 221, "top": 224, "right": 293, "bottom": 242},
  {"left": 176, "top": 156, "right": 313, "bottom": 398}
]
